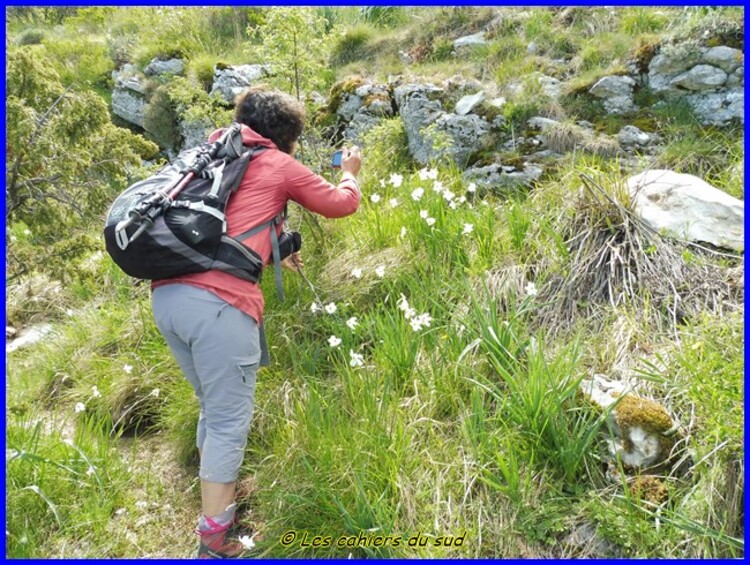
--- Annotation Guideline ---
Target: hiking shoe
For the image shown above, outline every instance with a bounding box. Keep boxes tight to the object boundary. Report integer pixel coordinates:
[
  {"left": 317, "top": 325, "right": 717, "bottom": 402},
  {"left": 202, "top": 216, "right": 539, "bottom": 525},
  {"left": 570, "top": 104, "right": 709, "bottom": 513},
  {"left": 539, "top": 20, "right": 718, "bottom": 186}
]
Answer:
[{"left": 196, "top": 517, "right": 249, "bottom": 559}]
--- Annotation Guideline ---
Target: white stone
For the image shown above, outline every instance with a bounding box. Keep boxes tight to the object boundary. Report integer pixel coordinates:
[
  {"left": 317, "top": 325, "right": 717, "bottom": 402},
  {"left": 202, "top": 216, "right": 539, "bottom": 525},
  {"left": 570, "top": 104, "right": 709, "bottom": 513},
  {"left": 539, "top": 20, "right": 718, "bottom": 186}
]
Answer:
[
  {"left": 685, "top": 87, "right": 744, "bottom": 126},
  {"left": 627, "top": 169, "right": 744, "bottom": 251},
  {"left": 527, "top": 116, "right": 559, "bottom": 132},
  {"left": 538, "top": 75, "right": 564, "bottom": 99},
  {"left": 455, "top": 91, "right": 485, "bottom": 115},
  {"left": 589, "top": 75, "right": 635, "bottom": 99},
  {"left": 619, "top": 426, "right": 663, "bottom": 467},
  {"left": 617, "top": 125, "right": 653, "bottom": 147},
  {"left": 111, "top": 89, "right": 147, "bottom": 127},
  {"left": 670, "top": 64, "right": 727, "bottom": 91},
  {"left": 144, "top": 58, "right": 184, "bottom": 76},
  {"left": 453, "top": 32, "right": 488, "bottom": 48},
  {"left": 210, "top": 64, "right": 271, "bottom": 103},
  {"left": 6, "top": 324, "right": 54, "bottom": 353},
  {"left": 603, "top": 95, "right": 636, "bottom": 115}
]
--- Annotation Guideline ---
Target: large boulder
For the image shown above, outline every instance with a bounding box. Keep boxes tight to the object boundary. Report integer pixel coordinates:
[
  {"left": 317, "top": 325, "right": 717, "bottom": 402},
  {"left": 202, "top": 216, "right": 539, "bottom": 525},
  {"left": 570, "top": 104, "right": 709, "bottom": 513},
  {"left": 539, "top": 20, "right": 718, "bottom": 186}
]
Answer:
[
  {"left": 393, "top": 83, "right": 445, "bottom": 164},
  {"left": 626, "top": 169, "right": 744, "bottom": 252},
  {"left": 180, "top": 117, "right": 214, "bottom": 151},
  {"left": 463, "top": 162, "right": 543, "bottom": 194},
  {"left": 453, "top": 32, "right": 488, "bottom": 48},
  {"left": 340, "top": 83, "right": 394, "bottom": 145},
  {"left": 210, "top": 64, "right": 271, "bottom": 104},
  {"left": 670, "top": 64, "right": 727, "bottom": 91},
  {"left": 685, "top": 87, "right": 744, "bottom": 126},
  {"left": 432, "top": 113, "right": 492, "bottom": 165}
]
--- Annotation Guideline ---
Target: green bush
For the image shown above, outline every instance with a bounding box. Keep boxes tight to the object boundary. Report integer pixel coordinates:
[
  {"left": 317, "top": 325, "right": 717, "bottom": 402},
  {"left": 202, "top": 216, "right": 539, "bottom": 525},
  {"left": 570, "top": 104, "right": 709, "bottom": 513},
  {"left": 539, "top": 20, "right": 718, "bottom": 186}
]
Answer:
[
  {"left": 330, "top": 25, "right": 373, "bottom": 66},
  {"left": 143, "top": 85, "right": 182, "bottom": 150},
  {"left": 187, "top": 53, "right": 217, "bottom": 93},
  {"left": 16, "top": 27, "right": 46, "bottom": 45}
]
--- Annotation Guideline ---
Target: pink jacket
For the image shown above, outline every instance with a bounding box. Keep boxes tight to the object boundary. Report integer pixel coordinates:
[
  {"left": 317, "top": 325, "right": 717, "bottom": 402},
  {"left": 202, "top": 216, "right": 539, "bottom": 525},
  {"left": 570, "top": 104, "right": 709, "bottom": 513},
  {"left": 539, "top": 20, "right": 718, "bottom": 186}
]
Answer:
[{"left": 152, "top": 125, "right": 361, "bottom": 323}]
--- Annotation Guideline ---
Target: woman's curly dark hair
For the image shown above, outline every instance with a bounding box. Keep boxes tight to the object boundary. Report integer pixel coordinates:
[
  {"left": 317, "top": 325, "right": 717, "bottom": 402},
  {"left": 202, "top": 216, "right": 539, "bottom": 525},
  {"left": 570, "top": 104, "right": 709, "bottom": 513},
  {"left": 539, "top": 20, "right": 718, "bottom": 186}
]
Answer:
[{"left": 234, "top": 86, "right": 306, "bottom": 154}]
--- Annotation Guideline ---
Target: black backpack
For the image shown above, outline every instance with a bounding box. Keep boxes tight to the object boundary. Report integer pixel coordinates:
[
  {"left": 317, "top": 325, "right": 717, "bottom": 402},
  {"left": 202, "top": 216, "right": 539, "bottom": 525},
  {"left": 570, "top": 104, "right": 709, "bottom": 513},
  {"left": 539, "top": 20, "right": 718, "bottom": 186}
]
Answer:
[{"left": 103, "top": 123, "right": 300, "bottom": 300}]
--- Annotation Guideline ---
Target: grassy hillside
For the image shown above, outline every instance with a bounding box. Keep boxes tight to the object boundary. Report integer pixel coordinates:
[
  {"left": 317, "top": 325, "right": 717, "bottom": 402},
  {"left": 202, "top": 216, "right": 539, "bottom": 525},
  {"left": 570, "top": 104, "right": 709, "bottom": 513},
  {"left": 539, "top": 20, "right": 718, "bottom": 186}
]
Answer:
[{"left": 5, "top": 7, "right": 744, "bottom": 558}]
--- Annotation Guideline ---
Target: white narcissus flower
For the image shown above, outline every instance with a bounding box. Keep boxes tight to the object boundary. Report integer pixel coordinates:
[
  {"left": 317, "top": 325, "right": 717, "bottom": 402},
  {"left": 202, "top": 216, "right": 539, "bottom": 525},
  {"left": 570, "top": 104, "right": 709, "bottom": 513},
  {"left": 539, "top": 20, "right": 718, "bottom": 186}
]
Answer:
[
  {"left": 123, "top": 364, "right": 133, "bottom": 374},
  {"left": 349, "top": 350, "right": 364, "bottom": 367},
  {"left": 351, "top": 267, "right": 362, "bottom": 279},
  {"left": 135, "top": 501, "right": 148, "bottom": 510},
  {"left": 389, "top": 173, "right": 404, "bottom": 188},
  {"left": 311, "top": 302, "right": 321, "bottom": 313},
  {"left": 400, "top": 227, "right": 407, "bottom": 238},
  {"left": 328, "top": 335, "right": 342, "bottom": 348},
  {"left": 346, "top": 317, "right": 359, "bottom": 330},
  {"left": 239, "top": 535, "right": 256, "bottom": 550},
  {"left": 443, "top": 190, "right": 455, "bottom": 201},
  {"left": 426, "top": 217, "right": 436, "bottom": 227},
  {"left": 86, "top": 466, "right": 95, "bottom": 476},
  {"left": 397, "top": 294, "right": 410, "bottom": 311},
  {"left": 419, "top": 209, "right": 429, "bottom": 219},
  {"left": 467, "top": 182, "right": 477, "bottom": 193},
  {"left": 525, "top": 282, "right": 539, "bottom": 297},
  {"left": 375, "top": 265, "right": 385, "bottom": 278},
  {"left": 379, "top": 179, "right": 386, "bottom": 188},
  {"left": 448, "top": 201, "right": 457, "bottom": 210},
  {"left": 389, "top": 198, "right": 399, "bottom": 208},
  {"left": 150, "top": 388, "right": 160, "bottom": 398},
  {"left": 411, "top": 188, "right": 424, "bottom": 201},
  {"left": 74, "top": 402, "right": 86, "bottom": 413},
  {"left": 463, "top": 223, "right": 474, "bottom": 234},
  {"left": 432, "top": 181, "right": 444, "bottom": 193},
  {"left": 324, "top": 302, "right": 337, "bottom": 314},
  {"left": 370, "top": 193, "right": 381, "bottom": 203},
  {"left": 91, "top": 386, "right": 101, "bottom": 398}
]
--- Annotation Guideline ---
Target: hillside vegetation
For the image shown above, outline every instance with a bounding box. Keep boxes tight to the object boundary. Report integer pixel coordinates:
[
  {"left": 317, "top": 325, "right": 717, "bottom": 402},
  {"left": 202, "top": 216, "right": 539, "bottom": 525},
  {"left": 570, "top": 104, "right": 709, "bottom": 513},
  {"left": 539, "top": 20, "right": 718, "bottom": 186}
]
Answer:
[{"left": 5, "top": 7, "right": 744, "bottom": 558}]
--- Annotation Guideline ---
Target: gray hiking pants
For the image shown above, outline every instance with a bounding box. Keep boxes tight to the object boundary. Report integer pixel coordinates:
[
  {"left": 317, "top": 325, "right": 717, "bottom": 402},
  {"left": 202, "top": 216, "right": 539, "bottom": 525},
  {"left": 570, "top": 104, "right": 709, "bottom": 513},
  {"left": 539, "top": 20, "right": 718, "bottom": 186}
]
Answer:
[{"left": 151, "top": 284, "right": 266, "bottom": 483}]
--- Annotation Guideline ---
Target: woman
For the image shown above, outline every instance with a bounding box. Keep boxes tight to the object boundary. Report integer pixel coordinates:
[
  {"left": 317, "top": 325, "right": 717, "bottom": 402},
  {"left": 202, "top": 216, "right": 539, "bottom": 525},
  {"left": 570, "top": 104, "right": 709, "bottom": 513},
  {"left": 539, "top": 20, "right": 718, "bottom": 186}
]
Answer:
[{"left": 151, "top": 86, "right": 362, "bottom": 558}]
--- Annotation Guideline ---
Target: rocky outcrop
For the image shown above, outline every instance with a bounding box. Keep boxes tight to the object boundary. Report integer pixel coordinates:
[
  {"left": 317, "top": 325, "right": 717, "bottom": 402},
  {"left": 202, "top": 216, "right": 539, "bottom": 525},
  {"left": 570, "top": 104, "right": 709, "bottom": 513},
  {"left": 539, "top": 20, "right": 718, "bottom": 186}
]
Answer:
[
  {"left": 111, "top": 65, "right": 148, "bottom": 128},
  {"left": 339, "top": 83, "right": 394, "bottom": 144},
  {"left": 617, "top": 125, "right": 655, "bottom": 148},
  {"left": 180, "top": 117, "right": 214, "bottom": 151},
  {"left": 453, "top": 32, "right": 488, "bottom": 48},
  {"left": 210, "top": 64, "right": 271, "bottom": 104},
  {"left": 463, "top": 162, "right": 544, "bottom": 193},
  {"left": 393, "top": 83, "right": 445, "bottom": 164},
  {"left": 627, "top": 169, "right": 744, "bottom": 252},
  {"left": 647, "top": 44, "right": 743, "bottom": 125}
]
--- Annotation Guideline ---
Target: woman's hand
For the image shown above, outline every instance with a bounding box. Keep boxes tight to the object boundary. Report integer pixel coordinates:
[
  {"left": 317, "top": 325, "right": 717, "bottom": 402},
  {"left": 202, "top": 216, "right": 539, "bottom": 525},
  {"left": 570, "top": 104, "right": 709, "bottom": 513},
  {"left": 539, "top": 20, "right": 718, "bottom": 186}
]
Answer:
[
  {"left": 341, "top": 145, "right": 362, "bottom": 177},
  {"left": 281, "top": 252, "right": 303, "bottom": 272}
]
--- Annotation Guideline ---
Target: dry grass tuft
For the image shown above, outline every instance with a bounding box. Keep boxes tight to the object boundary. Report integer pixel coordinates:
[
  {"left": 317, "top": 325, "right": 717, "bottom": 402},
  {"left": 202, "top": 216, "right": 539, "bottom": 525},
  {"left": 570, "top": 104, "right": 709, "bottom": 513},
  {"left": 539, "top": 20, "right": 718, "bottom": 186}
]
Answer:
[{"left": 536, "top": 174, "right": 744, "bottom": 333}]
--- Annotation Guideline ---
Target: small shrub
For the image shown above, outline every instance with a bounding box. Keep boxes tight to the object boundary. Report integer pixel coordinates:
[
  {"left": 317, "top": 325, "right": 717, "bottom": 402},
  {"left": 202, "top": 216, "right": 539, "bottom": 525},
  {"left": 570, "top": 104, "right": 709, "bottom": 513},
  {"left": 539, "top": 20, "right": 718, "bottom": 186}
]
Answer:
[
  {"left": 143, "top": 85, "right": 181, "bottom": 149},
  {"left": 16, "top": 27, "right": 46, "bottom": 45},
  {"left": 188, "top": 53, "right": 217, "bottom": 93},
  {"left": 620, "top": 8, "right": 668, "bottom": 35},
  {"left": 330, "top": 25, "right": 373, "bottom": 66}
]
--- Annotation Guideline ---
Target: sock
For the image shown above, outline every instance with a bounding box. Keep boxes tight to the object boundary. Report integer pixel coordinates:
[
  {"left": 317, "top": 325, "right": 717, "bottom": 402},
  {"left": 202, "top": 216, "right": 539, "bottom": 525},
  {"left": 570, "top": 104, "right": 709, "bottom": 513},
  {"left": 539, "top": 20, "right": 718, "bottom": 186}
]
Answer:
[{"left": 198, "top": 502, "right": 237, "bottom": 534}]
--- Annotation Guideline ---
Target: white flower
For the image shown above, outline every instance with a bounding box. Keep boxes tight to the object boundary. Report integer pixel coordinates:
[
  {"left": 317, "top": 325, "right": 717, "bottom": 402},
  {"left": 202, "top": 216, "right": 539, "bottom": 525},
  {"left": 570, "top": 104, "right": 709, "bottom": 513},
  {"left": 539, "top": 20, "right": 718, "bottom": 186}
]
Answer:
[
  {"left": 418, "top": 167, "right": 439, "bottom": 181},
  {"left": 400, "top": 227, "right": 407, "bottom": 238},
  {"left": 389, "top": 173, "right": 404, "bottom": 188},
  {"left": 374, "top": 265, "right": 385, "bottom": 278},
  {"left": 10, "top": 235, "right": 17, "bottom": 242},
  {"left": 65, "top": 309, "right": 74, "bottom": 317},
  {"left": 419, "top": 209, "right": 429, "bottom": 219},
  {"left": 328, "top": 335, "right": 342, "bottom": 348},
  {"left": 310, "top": 302, "right": 321, "bottom": 313},
  {"left": 397, "top": 294, "right": 410, "bottom": 312},
  {"left": 409, "top": 312, "right": 433, "bottom": 332},
  {"left": 23, "top": 229, "right": 31, "bottom": 236},
  {"left": 123, "top": 364, "right": 133, "bottom": 374},
  {"left": 425, "top": 217, "right": 436, "bottom": 227},
  {"left": 239, "top": 535, "right": 256, "bottom": 550},
  {"left": 481, "top": 200, "right": 489, "bottom": 206},
  {"left": 411, "top": 188, "right": 424, "bottom": 201},
  {"left": 150, "top": 388, "right": 160, "bottom": 398},
  {"left": 74, "top": 402, "right": 86, "bottom": 413},
  {"left": 346, "top": 317, "right": 359, "bottom": 330},
  {"left": 86, "top": 466, "right": 95, "bottom": 476},
  {"left": 448, "top": 201, "right": 457, "bottom": 210},
  {"left": 389, "top": 198, "right": 399, "bottom": 208},
  {"left": 458, "top": 196, "right": 467, "bottom": 204},
  {"left": 443, "top": 190, "right": 455, "bottom": 201},
  {"left": 115, "top": 508, "right": 127, "bottom": 516},
  {"left": 349, "top": 350, "right": 364, "bottom": 367},
  {"left": 525, "top": 282, "right": 539, "bottom": 297},
  {"left": 462, "top": 223, "right": 474, "bottom": 235},
  {"left": 432, "top": 180, "right": 444, "bottom": 193},
  {"left": 467, "top": 182, "right": 477, "bottom": 193},
  {"left": 324, "top": 302, "right": 337, "bottom": 314},
  {"left": 351, "top": 267, "right": 362, "bottom": 279},
  {"left": 370, "top": 193, "right": 381, "bottom": 203},
  {"left": 135, "top": 501, "right": 148, "bottom": 510},
  {"left": 379, "top": 179, "right": 386, "bottom": 188},
  {"left": 404, "top": 307, "right": 417, "bottom": 319},
  {"left": 91, "top": 386, "right": 101, "bottom": 398}
]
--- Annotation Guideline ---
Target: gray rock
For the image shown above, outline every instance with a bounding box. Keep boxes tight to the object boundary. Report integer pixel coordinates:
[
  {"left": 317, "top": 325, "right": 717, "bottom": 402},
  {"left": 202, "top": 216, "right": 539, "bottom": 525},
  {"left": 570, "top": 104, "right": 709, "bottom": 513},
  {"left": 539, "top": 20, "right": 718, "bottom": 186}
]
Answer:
[
  {"left": 453, "top": 32, "right": 488, "bottom": 48},
  {"left": 617, "top": 125, "right": 654, "bottom": 147},
  {"left": 726, "top": 65, "right": 744, "bottom": 88},
  {"left": 670, "top": 64, "right": 727, "bottom": 91},
  {"left": 701, "top": 46, "right": 743, "bottom": 74},
  {"left": 180, "top": 117, "right": 214, "bottom": 151},
  {"left": 577, "top": 120, "right": 594, "bottom": 129},
  {"left": 527, "top": 116, "right": 559, "bottom": 132},
  {"left": 685, "top": 87, "right": 744, "bottom": 125},
  {"left": 565, "top": 521, "right": 620, "bottom": 557},
  {"left": 455, "top": 91, "right": 485, "bottom": 115},
  {"left": 589, "top": 75, "right": 635, "bottom": 98},
  {"left": 432, "top": 113, "right": 492, "bottom": 165},
  {"left": 210, "top": 64, "right": 271, "bottom": 104},
  {"left": 111, "top": 88, "right": 147, "bottom": 128},
  {"left": 648, "top": 46, "right": 704, "bottom": 95},
  {"left": 527, "top": 42, "right": 538, "bottom": 55},
  {"left": 111, "top": 63, "right": 139, "bottom": 83},
  {"left": 394, "top": 83, "right": 445, "bottom": 164},
  {"left": 488, "top": 96, "right": 506, "bottom": 109},
  {"left": 538, "top": 75, "right": 564, "bottom": 99},
  {"left": 339, "top": 83, "right": 393, "bottom": 144},
  {"left": 337, "top": 94, "right": 363, "bottom": 122},
  {"left": 113, "top": 67, "right": 148, "bottom": 95},
  {"left": 144, "top": 57, "right": 184, "bottom": 76},
  {"left": 463, "top": 162, "right": 543, "bottom": 193},
  {"left": 627, "top": 169, "right": 744, "bottom": 251}
]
